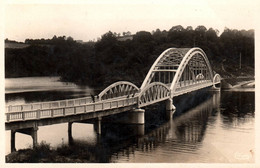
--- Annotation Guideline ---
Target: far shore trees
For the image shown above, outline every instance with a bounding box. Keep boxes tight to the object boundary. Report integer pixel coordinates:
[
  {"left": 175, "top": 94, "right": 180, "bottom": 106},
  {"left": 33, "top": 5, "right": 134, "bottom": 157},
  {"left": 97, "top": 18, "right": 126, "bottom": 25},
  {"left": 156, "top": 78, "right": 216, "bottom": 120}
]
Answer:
[{"left": 5, "top": 25, "right": 254, "bottom": 87}]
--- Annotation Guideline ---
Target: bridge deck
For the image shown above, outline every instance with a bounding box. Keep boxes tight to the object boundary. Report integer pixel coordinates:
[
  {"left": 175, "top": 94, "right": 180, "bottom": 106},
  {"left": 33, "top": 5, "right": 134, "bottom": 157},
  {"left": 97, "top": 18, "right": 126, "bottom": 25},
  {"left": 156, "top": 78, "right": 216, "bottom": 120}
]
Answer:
[
  {"left": 174, "top": 80, "right": 214, "bottom": 97},
  {"left": 5, "top": 80, "right": 219, "bottom": 125},
  {"left": 5, "top": 96, "right": 138, "bottom": 124}
]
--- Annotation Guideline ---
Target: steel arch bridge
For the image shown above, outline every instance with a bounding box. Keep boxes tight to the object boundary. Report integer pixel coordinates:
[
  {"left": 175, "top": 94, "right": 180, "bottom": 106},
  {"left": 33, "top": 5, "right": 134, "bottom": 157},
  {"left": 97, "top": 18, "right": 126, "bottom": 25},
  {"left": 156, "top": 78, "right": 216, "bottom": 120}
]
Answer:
[
  {"left": 137, "top": 47, "right": 221, "bottom": 107},
  {"left": 5, "top": 47, "right": 221, "bottom": 123},
  {"left": 5, "top": 47, "right": 222, "bottom": 153}
]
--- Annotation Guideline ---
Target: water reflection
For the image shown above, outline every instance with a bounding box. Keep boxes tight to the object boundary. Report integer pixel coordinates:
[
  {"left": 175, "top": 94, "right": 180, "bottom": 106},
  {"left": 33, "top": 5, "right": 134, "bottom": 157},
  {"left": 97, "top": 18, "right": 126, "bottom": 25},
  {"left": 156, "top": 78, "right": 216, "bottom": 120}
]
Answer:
[
  {"left": 56, "top": 91, "right": 222, "bottom": 162},
  {"left": 111, "top": 91, "right": 254, "bottom": 163},
  {"left": 220, "top": 91, "right": 255, "bottom": 127},
  {"left": 5, "top": 79, "right": 255, "bottom": 163},
  {"left": 134, "top": 92, "right": 220, "bottom": 156}
]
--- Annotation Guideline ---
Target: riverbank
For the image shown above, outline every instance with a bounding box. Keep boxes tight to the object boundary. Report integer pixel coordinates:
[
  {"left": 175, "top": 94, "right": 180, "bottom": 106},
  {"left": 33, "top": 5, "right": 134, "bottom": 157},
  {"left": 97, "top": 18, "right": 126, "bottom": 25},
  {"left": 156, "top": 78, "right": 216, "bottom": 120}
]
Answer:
[
  {"left": 6, "top": 142, "right": 97, "bottom": 163},
  {"left": 221, "top": 77, "right": 255, "bottom": 89}
]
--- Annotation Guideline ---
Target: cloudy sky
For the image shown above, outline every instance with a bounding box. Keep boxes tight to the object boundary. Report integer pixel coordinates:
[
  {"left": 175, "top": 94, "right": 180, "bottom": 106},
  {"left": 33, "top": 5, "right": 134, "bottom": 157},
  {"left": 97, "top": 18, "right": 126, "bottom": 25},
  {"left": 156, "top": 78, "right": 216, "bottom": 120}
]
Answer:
[{"left": 4, "top": 0, "right": 257, "bottom": 42}]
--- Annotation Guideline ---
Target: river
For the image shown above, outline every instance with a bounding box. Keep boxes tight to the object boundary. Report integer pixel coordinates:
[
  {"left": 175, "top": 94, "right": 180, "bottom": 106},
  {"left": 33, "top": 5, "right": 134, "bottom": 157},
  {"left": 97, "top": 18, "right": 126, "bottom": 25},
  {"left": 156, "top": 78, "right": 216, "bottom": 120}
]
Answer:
[{"left": 5, "top": 77, "right": 255, "bottom": 163}]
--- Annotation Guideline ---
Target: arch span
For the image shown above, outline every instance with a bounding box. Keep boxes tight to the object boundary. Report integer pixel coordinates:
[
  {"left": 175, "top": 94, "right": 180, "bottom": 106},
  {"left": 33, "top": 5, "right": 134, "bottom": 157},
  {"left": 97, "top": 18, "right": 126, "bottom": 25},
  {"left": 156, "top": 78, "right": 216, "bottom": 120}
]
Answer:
[
  {"left": 140, "top": 47, "right": 216, "bottom": 97},
  {"left": 138, "top": 82, "right": 171, "bottom": 107},
  {"left": 170, "top": 48, "right": 214, "bottom": 92},
  {"left": 98, "top": 81, "right": 139, "bottom": 101},
  {"left": 141, "top": 47, "right": 188, "bottom": 90},
  {"left": 213, "top": 74, "right": 221, "bottom": 88}
]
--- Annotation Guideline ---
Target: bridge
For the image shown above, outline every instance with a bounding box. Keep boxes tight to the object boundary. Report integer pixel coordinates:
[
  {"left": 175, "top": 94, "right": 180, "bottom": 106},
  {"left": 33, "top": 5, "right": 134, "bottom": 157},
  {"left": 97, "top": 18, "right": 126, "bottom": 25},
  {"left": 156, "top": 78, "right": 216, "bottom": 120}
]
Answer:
[{"left": 5, "top": 47, "right": 221, "bottom": 152}]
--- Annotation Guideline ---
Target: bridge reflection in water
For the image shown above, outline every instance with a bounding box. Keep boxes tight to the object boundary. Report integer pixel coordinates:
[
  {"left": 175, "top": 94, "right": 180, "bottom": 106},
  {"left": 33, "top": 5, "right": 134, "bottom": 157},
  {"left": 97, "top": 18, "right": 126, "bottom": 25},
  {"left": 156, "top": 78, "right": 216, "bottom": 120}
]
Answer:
[{"left": 63, "top": 90, "right": 220, "bottom": 163}]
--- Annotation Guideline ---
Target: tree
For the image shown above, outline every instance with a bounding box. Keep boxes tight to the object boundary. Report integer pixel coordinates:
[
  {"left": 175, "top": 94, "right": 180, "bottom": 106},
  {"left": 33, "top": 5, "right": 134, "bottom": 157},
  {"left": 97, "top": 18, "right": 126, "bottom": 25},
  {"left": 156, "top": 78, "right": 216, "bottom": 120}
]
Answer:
[
  {"left": 67, "top": 36, "right": 74, "bottom": 41},
  {"left": 167, "top": 25, "right": 185, "bottom": 46},
  {"left": 134, "top": 31, "right": 153, "bottom": 43},
  {"left": 95, "top": 31, "right": 117, "bottom": 51},
  {"left": 169, "top": 25, "right": 184, "bottom": 32},
  {"left": 123, "top": 31, "right": 131, "bottom": 36},
  {"left": 186, "top": 26, "right": 193, "bottom": 31},
  {"left": 5, "top": 25, "right": 255, "bottom": 85}
]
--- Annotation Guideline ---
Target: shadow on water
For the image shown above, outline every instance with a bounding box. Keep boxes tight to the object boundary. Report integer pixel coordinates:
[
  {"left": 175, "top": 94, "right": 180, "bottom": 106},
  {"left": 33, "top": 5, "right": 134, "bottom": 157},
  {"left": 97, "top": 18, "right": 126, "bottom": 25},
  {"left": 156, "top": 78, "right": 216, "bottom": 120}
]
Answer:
[{"left": 60, "top": 89, "right": 221, "bottom": 163}]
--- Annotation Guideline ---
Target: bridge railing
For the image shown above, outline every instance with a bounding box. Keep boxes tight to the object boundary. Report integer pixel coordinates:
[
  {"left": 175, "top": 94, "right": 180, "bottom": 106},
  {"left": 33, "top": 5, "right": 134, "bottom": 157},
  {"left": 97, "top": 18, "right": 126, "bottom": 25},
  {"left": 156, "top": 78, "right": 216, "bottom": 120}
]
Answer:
[
  {"left": 176, "top": 79, "right": 211, "bottom": 87},
  {"left": 5, "top": 96, "right": 98, "bottom": 113},
  {"left": 174, "top": 79, "right": 213, "bottom": 96},
  {"left": 5, "top": 96, "right": 138, "bottom": 122}
]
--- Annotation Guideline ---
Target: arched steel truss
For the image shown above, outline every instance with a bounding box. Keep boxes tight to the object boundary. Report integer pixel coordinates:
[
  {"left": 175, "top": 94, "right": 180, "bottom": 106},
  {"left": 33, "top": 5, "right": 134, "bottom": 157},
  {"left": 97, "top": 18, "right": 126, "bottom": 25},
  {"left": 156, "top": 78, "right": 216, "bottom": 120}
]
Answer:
[
  {"left": 212, "top": 74, "right": 221, "bottom": 88},
  {"left": 141, "top": 48, "right": 215, "bottom": 96},
  {"left": 98, "top": 48, "right": 220, "bottom": 107},
  {"left": 98, "top": 81, "right": 139, "bottom": 101},
  {"left": 170, "top": 48, "right": 214, "bottom": 92},
  {"left": 138, "top": 82, "right": 171, "bottom": 107},
  {"left": 213, "top": 74, "right": 221, "bottom": 84}
]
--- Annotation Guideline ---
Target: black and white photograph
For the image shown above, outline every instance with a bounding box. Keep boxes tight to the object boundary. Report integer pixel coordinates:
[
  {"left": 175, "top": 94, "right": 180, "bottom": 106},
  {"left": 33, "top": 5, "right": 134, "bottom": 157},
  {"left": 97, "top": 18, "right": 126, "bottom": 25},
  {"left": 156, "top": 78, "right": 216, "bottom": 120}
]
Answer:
[{"left": 1, "top": 0, "right": 258, "bottom": 166}]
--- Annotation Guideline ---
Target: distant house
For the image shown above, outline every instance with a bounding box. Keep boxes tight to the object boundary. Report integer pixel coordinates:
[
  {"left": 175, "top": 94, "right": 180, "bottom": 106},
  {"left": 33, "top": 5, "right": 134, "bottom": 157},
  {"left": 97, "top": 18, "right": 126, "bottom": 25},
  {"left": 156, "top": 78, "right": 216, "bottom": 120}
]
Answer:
[{"left": 117, "top": 35, "right": 133, "bottom": 41}]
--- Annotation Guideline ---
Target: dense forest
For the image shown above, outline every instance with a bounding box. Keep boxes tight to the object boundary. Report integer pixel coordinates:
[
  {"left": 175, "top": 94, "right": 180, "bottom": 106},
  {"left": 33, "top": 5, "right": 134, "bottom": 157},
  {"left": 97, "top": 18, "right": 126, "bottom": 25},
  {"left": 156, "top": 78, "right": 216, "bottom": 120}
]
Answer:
[{"left": 5, "top": 25, "right": 254, "bottom": 88}]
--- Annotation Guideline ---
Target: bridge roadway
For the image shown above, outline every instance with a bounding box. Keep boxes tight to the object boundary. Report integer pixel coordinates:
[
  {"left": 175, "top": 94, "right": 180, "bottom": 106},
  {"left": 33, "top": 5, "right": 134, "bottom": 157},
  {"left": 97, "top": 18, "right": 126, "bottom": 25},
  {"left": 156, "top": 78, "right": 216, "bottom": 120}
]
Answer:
[
  {"left": 5, "top": 47, "right": 221, "bottom": 152},
  {"left": 5, "top": 96, "right": 138, "bottom": 130},
  {"left": 5, "top": 80, "right": 215, "bottom": 128}
]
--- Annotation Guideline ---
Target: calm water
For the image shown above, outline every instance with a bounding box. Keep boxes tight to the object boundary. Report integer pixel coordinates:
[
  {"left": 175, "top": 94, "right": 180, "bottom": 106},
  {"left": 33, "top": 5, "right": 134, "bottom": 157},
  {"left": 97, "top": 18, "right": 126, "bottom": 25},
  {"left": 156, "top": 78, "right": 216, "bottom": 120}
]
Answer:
[{"left": 5, "top": 77, "right": 255, "bottom": 163}]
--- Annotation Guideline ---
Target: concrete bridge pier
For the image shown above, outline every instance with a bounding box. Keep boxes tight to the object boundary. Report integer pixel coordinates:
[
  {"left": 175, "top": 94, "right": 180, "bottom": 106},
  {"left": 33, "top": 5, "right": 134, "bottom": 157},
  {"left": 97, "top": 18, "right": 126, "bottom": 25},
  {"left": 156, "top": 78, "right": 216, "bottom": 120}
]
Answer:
[
  {"left": 31, "top": 127, "right": 38, "bottom": 148},
  {"left": 11, "top": 126, "right": 39, "bottom": 152},
  {"left": 166, "top": 98, "right": 176, "bottom": 120},
  {"left": 94, "top": 117, "right": 102, "bottom": 135},
  {"left": 68, "top": 122, "right": 74, "bottom": 145},
  {"left": 127, "top": 109, "right": 145, "bottom": 136},
  {"left": 99, "top": 109, "right": 145, "bottom": 136},
  {"left": 128, "top": 108, "right": 145, "bottom": 125},
  {"left": 11, "top": 130, "right": 16, "bottom": 152}
]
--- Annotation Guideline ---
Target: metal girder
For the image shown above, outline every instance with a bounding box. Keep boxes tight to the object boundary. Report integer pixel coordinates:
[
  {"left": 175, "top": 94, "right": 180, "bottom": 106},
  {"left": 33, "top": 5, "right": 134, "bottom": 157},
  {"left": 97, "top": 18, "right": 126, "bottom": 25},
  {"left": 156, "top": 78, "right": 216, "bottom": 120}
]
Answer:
[
  {"left": 140, "top": 48, "right": 177, "bottom": 90},
  {"left": 140, "top": 48, "right": 214, "bottom": 90},
  {"left": 98, "top": 81, "right": 139, "bottom": 100},
  {"left": 213, "top": 74, "right": 221, "bottom": 84},
  {"left": 140, "top": 47, "right": 217, "bottom": 99},
  {"left": 170, "top": 48, "right": 214, "bottom": 92},
  {"left": 152, "top": 70, "right": 177, "bottom": 72},
  {"left": 138, "top": 82, "right": 171, "bottom": 107}
]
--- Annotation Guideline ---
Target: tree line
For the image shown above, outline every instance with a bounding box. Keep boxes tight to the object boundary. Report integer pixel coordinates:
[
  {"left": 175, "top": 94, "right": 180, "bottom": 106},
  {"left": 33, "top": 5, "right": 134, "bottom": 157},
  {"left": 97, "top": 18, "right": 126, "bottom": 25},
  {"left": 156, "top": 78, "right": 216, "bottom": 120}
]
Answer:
[{"left": 5, "top": 25, "right": 254, "bottom": 88}]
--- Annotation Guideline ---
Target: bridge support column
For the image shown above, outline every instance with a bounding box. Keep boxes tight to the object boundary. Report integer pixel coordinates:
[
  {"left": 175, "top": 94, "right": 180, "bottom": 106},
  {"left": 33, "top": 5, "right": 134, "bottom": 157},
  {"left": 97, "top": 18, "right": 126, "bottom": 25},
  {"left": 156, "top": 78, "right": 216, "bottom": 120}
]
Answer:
[
  {"left": 68, "top": 122, "right": 74, "bottom": 145},
  {"left": 32, "top": 127, "right": 38, "bottom": 148},
  {"left": 128, "top": 108, "right": 145, "bottom": 124},
  {"left": 94, "top": 117, "right": 102, "bottom": 135},
  {"left": 12, "top": 125, "right": 39, "bottom": 150},
  {"left": 166, "top": 98, "right": 176, "bottom": 120},
  {"left": 11, "top": 130, "right": 16, "bottom": 152}
]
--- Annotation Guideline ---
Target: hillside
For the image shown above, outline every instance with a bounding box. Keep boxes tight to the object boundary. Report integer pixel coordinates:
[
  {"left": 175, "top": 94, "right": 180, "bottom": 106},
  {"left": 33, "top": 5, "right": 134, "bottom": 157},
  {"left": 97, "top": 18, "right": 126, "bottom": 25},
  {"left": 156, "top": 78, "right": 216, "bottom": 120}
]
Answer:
[{"left": 5, "top": 26, "right": 254, "bottom": 88}]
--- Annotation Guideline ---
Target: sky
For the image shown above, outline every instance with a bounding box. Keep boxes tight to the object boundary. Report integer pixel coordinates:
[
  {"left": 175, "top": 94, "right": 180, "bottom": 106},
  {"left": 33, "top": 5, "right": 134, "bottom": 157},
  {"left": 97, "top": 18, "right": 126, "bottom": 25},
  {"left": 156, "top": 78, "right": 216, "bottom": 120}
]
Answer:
[{"left": 3, "top": 0, "right": 258, "bottom": 42}]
